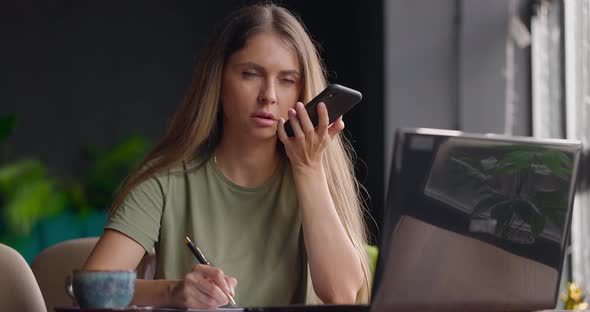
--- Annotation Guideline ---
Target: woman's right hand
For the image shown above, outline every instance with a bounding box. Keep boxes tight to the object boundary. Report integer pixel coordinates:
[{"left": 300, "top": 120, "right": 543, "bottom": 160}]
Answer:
[{"left": 170, "top": 264, "right": 238, "bottom": 309}]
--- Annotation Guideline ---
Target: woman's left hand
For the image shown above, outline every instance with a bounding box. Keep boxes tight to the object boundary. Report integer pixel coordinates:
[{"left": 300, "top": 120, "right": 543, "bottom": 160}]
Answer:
[{"left": 277, "top": 101, "right": 345, "bottom": 171}]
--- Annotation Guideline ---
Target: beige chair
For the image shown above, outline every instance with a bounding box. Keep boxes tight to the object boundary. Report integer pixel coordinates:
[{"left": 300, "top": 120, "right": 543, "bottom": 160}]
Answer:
[
  {"left": 31, "top": 236, "right": 156, "bottom": 312},
  {"left": 0, "top": 243, "right": 47, "bottom": 312},
  {"left": 31, "top": 237, "right": 99, "bottom": 312}
]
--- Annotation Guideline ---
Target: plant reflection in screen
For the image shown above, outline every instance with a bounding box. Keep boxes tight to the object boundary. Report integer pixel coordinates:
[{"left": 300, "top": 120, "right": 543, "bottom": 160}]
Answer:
[{"left": 450, "top": 145, "right": 572, "bottom": 244}]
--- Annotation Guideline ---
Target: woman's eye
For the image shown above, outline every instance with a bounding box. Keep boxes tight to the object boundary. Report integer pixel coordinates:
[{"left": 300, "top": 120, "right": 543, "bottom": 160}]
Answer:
[
  {"left": 281, "top": 78, "right": 296, "bottom": 84},
  {"left": 242, "top": 72, "right": 258, "bottom": 77}
]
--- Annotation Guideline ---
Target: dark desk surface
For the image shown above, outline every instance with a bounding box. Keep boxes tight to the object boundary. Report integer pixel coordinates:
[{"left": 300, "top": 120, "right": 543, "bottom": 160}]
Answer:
[
  {"left": 55, "top": 305, "right": 368, "bottom": 312},
  {"left": 55, "top": 306, "right": 580, "bottom": 312},
  {"left": 55, "top": 307, "right": 153, "bottom": 312}
]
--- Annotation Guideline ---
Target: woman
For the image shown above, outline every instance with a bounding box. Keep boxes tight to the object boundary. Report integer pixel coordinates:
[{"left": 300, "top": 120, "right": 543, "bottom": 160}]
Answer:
[{"left": 83, "top": 3, "right": 371, "bottom": 309}]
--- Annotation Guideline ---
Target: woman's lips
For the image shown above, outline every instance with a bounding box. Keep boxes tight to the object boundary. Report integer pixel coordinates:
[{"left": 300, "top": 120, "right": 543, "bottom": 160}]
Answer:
[{"left": 251, "top": 112, "right": 276, "bottom": 127}]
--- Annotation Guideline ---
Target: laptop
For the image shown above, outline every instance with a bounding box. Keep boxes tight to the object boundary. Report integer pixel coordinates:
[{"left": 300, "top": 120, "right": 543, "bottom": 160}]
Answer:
[{"left": 371, "top": 128, "right": 582, "bottom": 312}]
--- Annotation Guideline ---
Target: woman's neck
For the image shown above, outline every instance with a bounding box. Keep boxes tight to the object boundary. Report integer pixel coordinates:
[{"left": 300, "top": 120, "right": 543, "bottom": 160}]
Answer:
[{"left": 214, "top": 133, "right": 281, "bottom": 188}]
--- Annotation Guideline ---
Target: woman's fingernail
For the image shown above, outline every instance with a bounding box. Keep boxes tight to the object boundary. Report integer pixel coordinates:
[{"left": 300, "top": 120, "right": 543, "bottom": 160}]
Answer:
[
  {"left": 289, "top": 108, "right": 296, "bottom": 115},
  {"left": 296, "top": 102, "right": 304, "bottom": 109},
  {"left": 280, "top": 118, "right": 285, "bottom": 124}
]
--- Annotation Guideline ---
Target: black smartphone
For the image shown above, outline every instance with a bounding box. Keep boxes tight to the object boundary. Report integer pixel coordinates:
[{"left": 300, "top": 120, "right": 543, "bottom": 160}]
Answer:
[{"left": 284, "top": 84, "right": 362, "bottom": 137}]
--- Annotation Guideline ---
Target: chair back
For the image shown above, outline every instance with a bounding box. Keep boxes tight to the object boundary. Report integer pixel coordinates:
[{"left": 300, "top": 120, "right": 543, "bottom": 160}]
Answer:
[
  {"left": 31, "top": 237, "right": 99, "bottom": 312},
  {"left": 31, "top": 236, "right": 156, "bottom": 311}
]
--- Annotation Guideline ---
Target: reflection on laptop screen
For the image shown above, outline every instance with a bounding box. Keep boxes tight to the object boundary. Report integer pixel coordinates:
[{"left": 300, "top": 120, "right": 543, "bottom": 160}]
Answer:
[{"left": 372, "top": 128, "right": 581, "bottom": 312}]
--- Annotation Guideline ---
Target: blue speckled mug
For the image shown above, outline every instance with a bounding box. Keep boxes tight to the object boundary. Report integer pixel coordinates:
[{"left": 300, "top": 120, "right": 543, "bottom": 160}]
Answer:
[{"left": 65, "top": 270, "right": 136, "bottom": 308}]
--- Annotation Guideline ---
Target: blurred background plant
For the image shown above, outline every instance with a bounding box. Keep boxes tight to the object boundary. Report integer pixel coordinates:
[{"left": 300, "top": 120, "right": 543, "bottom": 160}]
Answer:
[
  {"left": 0, "top": 113, "right": 151, "bottom": 261},
  {"left": 561, "top": 282, "right": 589, "bottom": 310},
  {"left": 78, "top": 135, "right": 151, "bottom": 213}
]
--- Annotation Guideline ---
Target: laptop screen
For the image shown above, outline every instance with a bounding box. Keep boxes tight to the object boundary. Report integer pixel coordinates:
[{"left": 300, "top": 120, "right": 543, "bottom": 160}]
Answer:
[{"left": 371, "top": 128, "right": 582, "bottom": 311}]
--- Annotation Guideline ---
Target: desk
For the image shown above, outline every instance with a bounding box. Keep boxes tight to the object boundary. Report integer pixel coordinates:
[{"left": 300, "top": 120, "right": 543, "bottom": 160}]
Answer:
[
  {"left": 55, "top": 305, "right": 368, "bottom": 312},
  {"left": 55, "top": 307, "right": 153, "bottom": 312},
  {"left": 55, "top": 306, "right": 580, "bottom": 312}
]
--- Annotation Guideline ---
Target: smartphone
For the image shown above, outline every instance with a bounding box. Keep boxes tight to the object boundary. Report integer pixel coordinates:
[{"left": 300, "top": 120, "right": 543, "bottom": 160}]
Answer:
[{"left": 284, "top": 84, "right": 362, "bottom": 137}]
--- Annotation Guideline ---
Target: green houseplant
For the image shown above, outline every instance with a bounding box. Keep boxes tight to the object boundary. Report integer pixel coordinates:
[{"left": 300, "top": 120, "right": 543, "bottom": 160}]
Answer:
[
  {"left": 450, "top": 144, "right": 573, "bottom": 244},
  {"left": 0, "top": 113, "right": 151, "bottom": 261},
  {"left": 0, "top": 114, "right": 70, "bottom": 241},
  {"left": 79, "top": 135, "right": 151, "bottom": 213}
]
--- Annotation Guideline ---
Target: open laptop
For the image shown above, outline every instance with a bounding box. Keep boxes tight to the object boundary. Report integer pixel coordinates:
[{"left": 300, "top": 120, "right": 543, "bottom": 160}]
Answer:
[{"left": 371, "top": 128, "right": 582, "bottom": 312}]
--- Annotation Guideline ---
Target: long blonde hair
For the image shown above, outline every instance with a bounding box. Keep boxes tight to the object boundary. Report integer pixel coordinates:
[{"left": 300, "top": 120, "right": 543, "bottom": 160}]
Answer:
[{"left": 110, "top": 3, "right": 371, "bottom": 303}]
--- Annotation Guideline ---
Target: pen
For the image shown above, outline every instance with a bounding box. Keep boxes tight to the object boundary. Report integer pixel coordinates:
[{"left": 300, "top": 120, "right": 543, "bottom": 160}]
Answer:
[{"left": 184, "top": 236, "right": 237, "bottom": 306}]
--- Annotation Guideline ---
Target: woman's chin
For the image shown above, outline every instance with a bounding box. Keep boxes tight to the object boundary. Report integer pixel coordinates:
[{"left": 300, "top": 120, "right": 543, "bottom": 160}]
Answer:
[{"left": 248, "top": 127, "right": 279, "bottom": 140}]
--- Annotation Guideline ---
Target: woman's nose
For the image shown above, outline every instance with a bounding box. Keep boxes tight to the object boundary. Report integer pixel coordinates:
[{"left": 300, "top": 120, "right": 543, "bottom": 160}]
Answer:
[{"left": 258, "top": 81, "right": 277, "bottom": 105}]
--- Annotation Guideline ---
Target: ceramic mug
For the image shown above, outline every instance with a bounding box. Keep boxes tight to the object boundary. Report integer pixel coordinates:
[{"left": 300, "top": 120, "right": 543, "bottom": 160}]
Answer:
[{"left": 65, "top": 269, "right": 136, "bottom": 308}]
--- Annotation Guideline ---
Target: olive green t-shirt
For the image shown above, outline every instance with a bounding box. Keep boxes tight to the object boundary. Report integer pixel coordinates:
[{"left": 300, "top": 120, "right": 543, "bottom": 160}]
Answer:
[{"left": 105, "top": 156, "right": 307, "bottom": 306}]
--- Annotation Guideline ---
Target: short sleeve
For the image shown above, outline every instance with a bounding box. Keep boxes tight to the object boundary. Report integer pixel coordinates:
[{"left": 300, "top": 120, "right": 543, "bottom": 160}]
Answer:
[{"left": 105, "top": 175, "right": 167, "bottom": 252}]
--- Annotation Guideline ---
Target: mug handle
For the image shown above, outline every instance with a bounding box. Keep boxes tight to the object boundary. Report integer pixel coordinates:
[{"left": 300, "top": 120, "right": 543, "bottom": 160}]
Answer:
[{"left": 65, "top": 275, "right": 76, "bottom": 301}]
